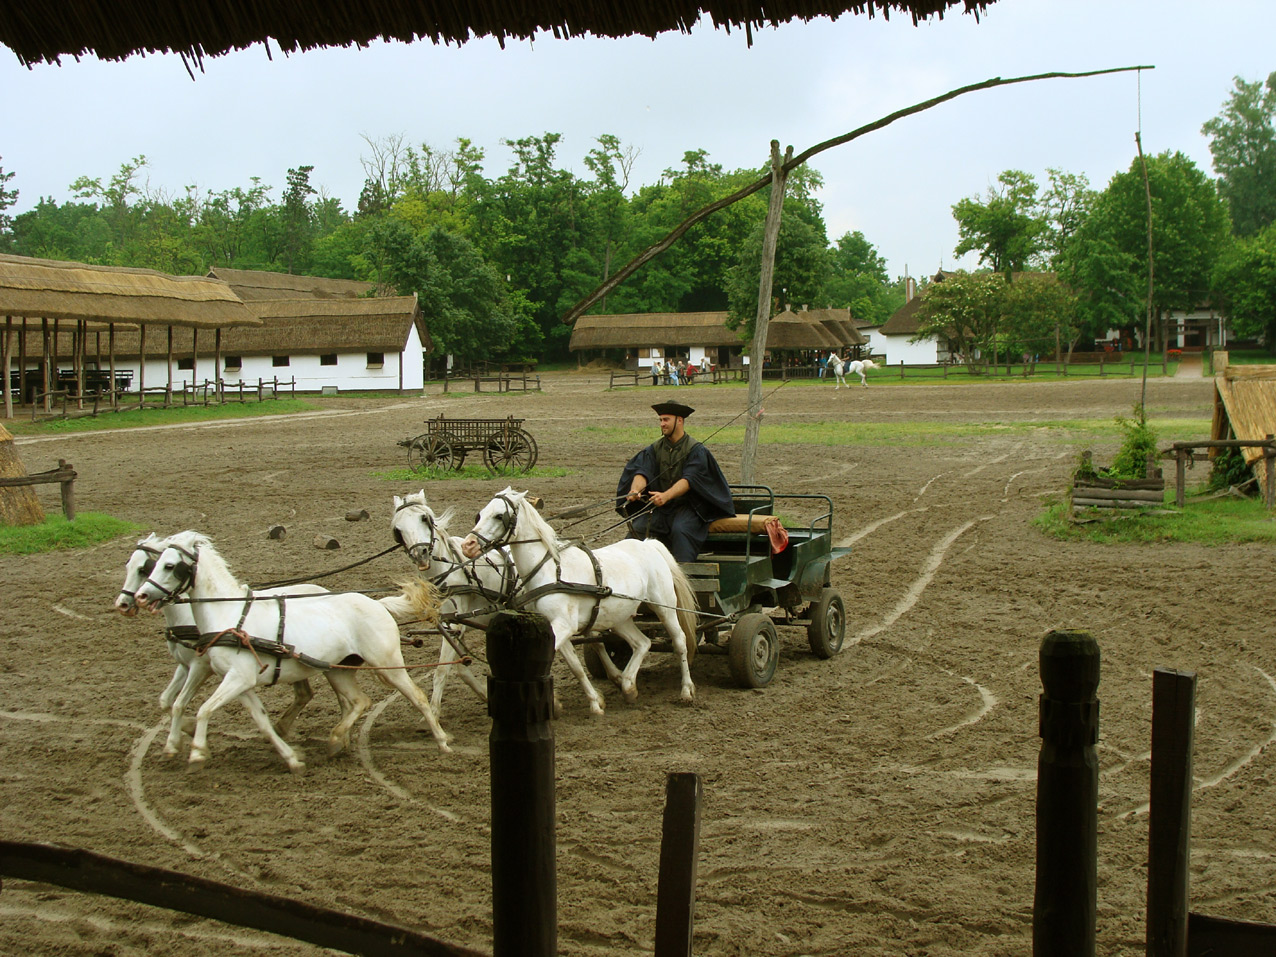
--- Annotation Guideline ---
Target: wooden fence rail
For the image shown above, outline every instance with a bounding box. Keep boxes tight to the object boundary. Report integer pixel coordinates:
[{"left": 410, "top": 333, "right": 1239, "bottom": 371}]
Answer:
[
  {"left": 1164, "top": 437, "right": 1276, "bottom": 507},
  {"left": 0, "top": 459, "right": 76, "bottom": 518}
]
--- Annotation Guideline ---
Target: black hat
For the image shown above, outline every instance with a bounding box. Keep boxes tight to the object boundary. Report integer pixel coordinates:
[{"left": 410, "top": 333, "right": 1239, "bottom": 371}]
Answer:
[{"left": 652, "top": 401, "right": 694, "bottom": 418}]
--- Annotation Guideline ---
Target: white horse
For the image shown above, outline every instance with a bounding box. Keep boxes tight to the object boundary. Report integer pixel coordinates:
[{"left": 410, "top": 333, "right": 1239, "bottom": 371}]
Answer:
[
  {"left": 846, "top": 357, "right": 878, "bottom": 387},
  {"left": 114, "top": 533, "right": 331, "bottom": 758},
  {"left": 391, "top": 490, "right": 506, "bottom": 715},
  {"left": 134, "top": 531, "right": 450, "bottom": 773},
  {"left": 460, "top": 487, "right": 699, "bottom": 714},
  {"left": 828, "top": 353, "right": 849, "bottom": 388}
]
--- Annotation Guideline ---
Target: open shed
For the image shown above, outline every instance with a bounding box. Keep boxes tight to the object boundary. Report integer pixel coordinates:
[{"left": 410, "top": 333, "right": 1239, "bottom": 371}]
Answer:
[{"left": 1210, "top": 350, "right": 1276, "bottom": 479}]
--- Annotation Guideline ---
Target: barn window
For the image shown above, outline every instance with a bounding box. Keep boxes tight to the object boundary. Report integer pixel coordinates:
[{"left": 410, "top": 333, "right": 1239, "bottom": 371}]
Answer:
[
  {"left": 224, "top": 356, "right": 241, "bottom": 370},
  {"left": 272, "top": 355, "right": 290, "bottom": 368},
  {"left": 366, "top": 352, "right": 384, "bottom": 368},
  {"left": 320, "top": 353, "right": 338, "bottom": 366},
  {"left": 176, "top": 358, "right": 194, "bottom": 371}
]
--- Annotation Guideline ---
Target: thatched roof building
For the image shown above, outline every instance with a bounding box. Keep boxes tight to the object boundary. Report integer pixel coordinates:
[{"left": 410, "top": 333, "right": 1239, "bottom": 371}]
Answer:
[
  {"left": 0, "top": 254, "right": 259, "bottom": 328},
  {"left": 768, "top": 308, "right": 839, "bottom": 350},
  {"left": 569, "top": 312, "right": 745, "bottom": 351},
  {"left": 1211, "top": 351, "right": 1276, "bottom": 477},
  {"left": 1, "top": 1, "right": 994, "bottom": 67},
  {"left": 207, "top": 267, "right": 377, "bottom": 302},
  {"left": 795, "top": 306, "right": 868, "bottom": 348}
]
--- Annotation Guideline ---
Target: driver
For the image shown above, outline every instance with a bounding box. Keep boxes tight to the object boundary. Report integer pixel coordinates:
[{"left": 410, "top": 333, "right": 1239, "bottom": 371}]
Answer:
[{"left": 616, "top": 401, "right": 734, "bottom": 562}]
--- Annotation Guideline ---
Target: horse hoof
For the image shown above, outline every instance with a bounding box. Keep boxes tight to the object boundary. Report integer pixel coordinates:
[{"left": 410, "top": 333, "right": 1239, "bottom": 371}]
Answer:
[
  {"left": 436, "top": 740, "right": 453, "bottom": 754},
  {"left": 326, "top": 739, "right": 348, "bottom": 758},
  {"left": 622, "top": 686, "right": 638, "bottom": 704},
  {"left": 288, "top": 761, "right": 307, "bottom": 775},
  {"left": 186, "top": 757, "right": 207, "bottom": 773},
  {"left": 161, "top": 745, "right": 180, "bottom": 758}
]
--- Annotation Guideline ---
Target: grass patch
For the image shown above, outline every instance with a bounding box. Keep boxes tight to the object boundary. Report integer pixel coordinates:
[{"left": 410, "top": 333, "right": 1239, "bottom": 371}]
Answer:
[
  {"left": 1034, "top": 494, "right": 1276, "bottom": 545},
  {"left": 0, "top": 512, "right": 143, "bottom": 554},
  {"left": 583, "top": 417, "right": 1212, "bottom": 448},
  {"left": 4, "top": 399, "right": 321, "bottom": 435},
  {"left": 375, "top": 464, "right": 573, "bottom": 482}
]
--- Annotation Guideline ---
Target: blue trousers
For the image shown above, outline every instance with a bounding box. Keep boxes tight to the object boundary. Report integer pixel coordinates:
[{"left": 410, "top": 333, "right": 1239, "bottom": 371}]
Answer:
[{"left": 628, "top": 505, "right": 707, "bottom": 563}]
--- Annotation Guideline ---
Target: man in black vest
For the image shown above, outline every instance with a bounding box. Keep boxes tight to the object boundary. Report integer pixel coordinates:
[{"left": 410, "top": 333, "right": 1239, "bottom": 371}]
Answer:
[{"left": 616, "top": 401, "right": 735, "bottom": 562}]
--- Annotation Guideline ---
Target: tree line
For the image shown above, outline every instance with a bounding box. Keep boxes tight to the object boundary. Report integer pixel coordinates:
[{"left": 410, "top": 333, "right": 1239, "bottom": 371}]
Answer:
[{"left": 0, "top": 69, "right": 1273, "bottom": 364}]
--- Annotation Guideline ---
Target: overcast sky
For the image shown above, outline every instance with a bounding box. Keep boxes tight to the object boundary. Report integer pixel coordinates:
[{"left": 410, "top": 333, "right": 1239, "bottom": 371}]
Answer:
[{"left": 2, "top": 0, "right": 1273, "bottom": 281}]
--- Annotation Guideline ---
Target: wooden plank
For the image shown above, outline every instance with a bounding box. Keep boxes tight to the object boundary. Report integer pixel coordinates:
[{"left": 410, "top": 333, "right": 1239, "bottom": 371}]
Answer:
[
  {"left": 1188, "top": 912, "right": 1276, "bottom": 956},
  {"left": 1071, "top": 487, "right": 1165, "bottom": 503},
  {"left": 1072, "top": 497, "right": 1161, "bottom": 510},
  {"left": 1147, "top": 668, "right": 1196, "bottom": 957},
  {"left": 654, "top": 772, "right": 702, "bottom": 957}
]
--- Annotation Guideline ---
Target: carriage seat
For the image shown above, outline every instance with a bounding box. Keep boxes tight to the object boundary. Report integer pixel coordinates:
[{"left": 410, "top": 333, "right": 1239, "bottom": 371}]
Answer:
[{"left": 706, "top": 514, "right": 789, "bottom": 554}]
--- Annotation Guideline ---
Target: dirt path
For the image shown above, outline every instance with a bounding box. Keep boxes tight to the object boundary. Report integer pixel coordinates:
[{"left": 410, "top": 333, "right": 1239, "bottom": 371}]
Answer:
[{"left": 3, "top": 372, "right": 1274, "bottom": 956}]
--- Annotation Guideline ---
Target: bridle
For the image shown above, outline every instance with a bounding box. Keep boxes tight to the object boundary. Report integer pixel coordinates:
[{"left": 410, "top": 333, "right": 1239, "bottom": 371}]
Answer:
[
  {"left": 139, "top": 541, "right": 199, "bottom": 606},
  {"left": 468, "top": 492, "right": 519, "bottom": 555},
  {"left": 393, "top": 497, "right": 440, "bottom": 569},
  {"left": 117, "top": 541, "right": 164, "bottom": 606}
]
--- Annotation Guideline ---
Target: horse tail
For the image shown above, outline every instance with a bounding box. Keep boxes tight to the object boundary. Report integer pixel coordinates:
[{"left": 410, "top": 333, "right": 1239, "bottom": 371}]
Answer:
[
  {"left": 396, "top": 577, "right": 440, "bottom": 624},
  {"left": 659, "top": 546, "right": 699, "bottom": 654}
]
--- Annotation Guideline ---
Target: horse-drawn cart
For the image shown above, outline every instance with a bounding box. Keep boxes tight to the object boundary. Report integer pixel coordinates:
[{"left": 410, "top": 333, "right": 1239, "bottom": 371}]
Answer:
[
  {"left": 585, "top": 485, "right": 851, "bottom": 689},
  {"left": 399, "top": 415, "right": 538, "bottom": 473}
]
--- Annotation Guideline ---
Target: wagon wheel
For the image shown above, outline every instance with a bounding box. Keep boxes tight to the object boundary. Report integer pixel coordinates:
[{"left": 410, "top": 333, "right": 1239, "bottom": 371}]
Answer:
[
  {"left": 483, "top": 428, "right": 538, "bottom": 474},
  {"left": 407, "top": 433, "right": 464, "bottom": 472},
  {"left": 727, "top": 613, "right": 779, "bottom": 689},
  {"left": 806, "top": 587, "right": 846, "bottom": 659}
]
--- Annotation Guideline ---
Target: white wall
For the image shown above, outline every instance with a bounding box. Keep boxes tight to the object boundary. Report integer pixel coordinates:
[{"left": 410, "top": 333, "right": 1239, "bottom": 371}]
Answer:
[{"left": 879, "top": 334, "right": 940, "bottom": 365}]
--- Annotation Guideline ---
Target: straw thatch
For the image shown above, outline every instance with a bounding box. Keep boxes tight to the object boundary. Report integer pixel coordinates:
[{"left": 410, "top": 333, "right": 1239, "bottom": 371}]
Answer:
[
  {"left": 207, "top": 267, "right": 377, "bottom": 302},
  {"left": 569, "top": 312, "right": 746, "bottom": 351},
  {"left": 0, "top": 254, "right": 260, "bottom": 328},
  {"left": 0, "top": 1, "right": 995, "bottom": 67},
  {"left": 1211, "top": 351, "right": 1276, "bottom": 474},
  {"left": 802, "top": 307, "right": 868, "bottom": 347},
  {"left": 767, "top": 308, "right": 840, "bottom": 350}
]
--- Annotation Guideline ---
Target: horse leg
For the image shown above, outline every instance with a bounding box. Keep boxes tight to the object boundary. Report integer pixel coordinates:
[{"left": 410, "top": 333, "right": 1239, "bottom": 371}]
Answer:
[
  {"left": 236, "top": 688, "right": 307, "bottom": 774},
  {"left": 375, "top": 668, "right": 453, "bottom": 753},
  {"left": 322, "top": 671, "right": 372, "bottom": 757},
  {"left": 163, "top": 655, "right": 213, "bottom": 756},
  {"left": 651, "top": 606, "right": 696, "bottom": 704},
  {"left": 158, "top": 663, "right": 187, "bottom": 711},
  {"left": 273, "top": 678, "right": 314, "bottom": 739},
  {"left": 189, "top": 663, "right": 302, "bottom": 772},
  {"left": 552, "top": 621, "right": 606, "bottom": 716},
  {"left": 432, "top": 630, "right": 486, "bottom": 717},
  {"left": 607, "top": 619, "right": 653, "bottom": 704}
]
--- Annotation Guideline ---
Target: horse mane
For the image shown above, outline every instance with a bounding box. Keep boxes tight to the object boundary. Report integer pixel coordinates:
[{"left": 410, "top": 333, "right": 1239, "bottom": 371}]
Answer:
[
  {"left": 166, "top": 530, "right": 238, "bottom": 592},
  {"left": 509, "top": 488, "right": 562, "bottom": 559}
]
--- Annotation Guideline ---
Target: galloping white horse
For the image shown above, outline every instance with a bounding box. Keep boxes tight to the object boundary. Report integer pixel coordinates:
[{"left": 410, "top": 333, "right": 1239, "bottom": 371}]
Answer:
[
  {"left": 461, "top": 488, "right": 699, "bottom": 713},
  {"left": 391, "top": 490, "right": 504, "bottom": 714},
  {"left": 134, "top": 531, "right": 450, "bottom": 773},
  {"left": 846, "top": 358, "right": 877, "bottom": 387},
  {"left": 828, "top": 353, "right": 849, "bottom": 388},
  {"left": 114, "top": 533, "right": 327, "bottom": 758}
]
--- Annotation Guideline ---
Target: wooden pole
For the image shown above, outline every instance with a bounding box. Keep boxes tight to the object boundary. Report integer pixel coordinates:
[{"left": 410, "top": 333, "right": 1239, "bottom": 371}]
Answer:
[
  {"left": 1033, "top": 629, "right": 1099, "bottom": 957},
  {"left": 1266, "top": 435, "right": 1275, "bottom": 509},
  {"left": 487, "top": 611, "right": 556, "bottom": 957},
  {"left": 741, "top": 140, "right": 791, "bottom": 486},
  {"left": 215, "top": 327, "right": 222, "bottom": 402},
  {"left": 654, "top": 772, "right": 703, "bottom": 957},
  {"left": 108, "top": 323, "right": 118, "bottom": 410},
  {"left": 1146, "top": 667, "right": 1195, "bottom": 957},
  {"left": 138, "top": 323, "right": 147, "bottom": 408},
  {"left": 166, "top": 324, "right": 174, "bottom": 406},
  {"left": 1175, "top": 450, "right": 1187, "bottom": 508},
  {"left": 41, "top": 318, "right": 51, "bottom": 414},
  {"left": 18, "top": 317, "right": 27, "bottom": 405},
  {"left": 3, "top": 316, "right": 11, "bottom": 419}
]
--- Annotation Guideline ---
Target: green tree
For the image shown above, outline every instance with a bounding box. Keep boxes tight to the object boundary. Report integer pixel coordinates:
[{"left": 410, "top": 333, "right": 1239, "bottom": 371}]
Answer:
[
  {"left": 1039, "top": 168, "right": 1095, "bottom": 264},
  {"left": 823, "top": 230, "right": 901, "bottom": 325},
  {"left": 912, "top": 270, "right": 1007, "bottom": 370},
  {"left": 724, "top": 198, "right": 830, "bottom": 337},
  {"left": 280, "top": 165, "right": 316, "bottom": 274},
  {"left": 0, "top": 157, "right": 17, "bottom": 251},
  {"left": 999, "top": 272, "right": 1078, "bottom": 361},
  {"left": 951, "top": 170, "right": 1047, "bottom": 277},
  {"left": 1202, "top": 71, "right": 1276, "bottom": 237},
  {"left": 1212, "top": 222, "right": 1276, "bottom": 348}
]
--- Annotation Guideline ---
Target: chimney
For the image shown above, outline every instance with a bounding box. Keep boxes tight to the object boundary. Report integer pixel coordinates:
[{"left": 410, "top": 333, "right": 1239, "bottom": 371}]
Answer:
[{"left": 905, "top": 277, "right": 916, "bottom": 303}]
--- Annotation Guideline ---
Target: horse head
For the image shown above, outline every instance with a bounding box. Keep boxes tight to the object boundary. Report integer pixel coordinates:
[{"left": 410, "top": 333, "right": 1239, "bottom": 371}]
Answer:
[
  {"left": 462, "top": 487, "right": 527, "bottom": 561},
  {"left": 392, "top": 490, "right": 443, "bottom": 569},
  {"left": 134, "top": 531, "right": 205, "bottom": 611},
  {"left": 115, "top": 533, "right": 167, "bottom": 616}
]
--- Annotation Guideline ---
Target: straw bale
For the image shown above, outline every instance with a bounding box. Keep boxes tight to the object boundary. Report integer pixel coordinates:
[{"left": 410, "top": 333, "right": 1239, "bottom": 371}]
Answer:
[
  {"left": 1211, "top": 353, "right": 1276, "bottom": 472},
  {"left": 0, "top": 254, "right": 259, "bottom": 328}
]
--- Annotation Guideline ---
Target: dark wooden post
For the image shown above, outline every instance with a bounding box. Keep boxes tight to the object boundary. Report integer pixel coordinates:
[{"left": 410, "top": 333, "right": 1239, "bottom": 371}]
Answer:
[
  {"left": 1034, "top": 629, "right": 1099, "bottom": 957},
  {"left": 58, "top": 459, "right": 76, "bottom": 520},
  {"left": 487, "top": 611, "right": 556, "bottom": 957},
  {"left": 1175, "top": 449, "right": 1187, "bottom": 507},
  {"left": 654, "top": 772, "right": 703, "bottom": 957},
  {"left": 1146, "top": 667, "right": 1195, "bottom": 957},
  {"left": 1265, "top": 435, "right": 1275, "bottom": 509}
]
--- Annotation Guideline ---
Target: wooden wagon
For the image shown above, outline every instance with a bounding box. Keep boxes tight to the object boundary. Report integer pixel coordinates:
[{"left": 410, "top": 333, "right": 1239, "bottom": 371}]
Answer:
[{"left": 399, "top": 414, "right": 539, "bottom": 473}]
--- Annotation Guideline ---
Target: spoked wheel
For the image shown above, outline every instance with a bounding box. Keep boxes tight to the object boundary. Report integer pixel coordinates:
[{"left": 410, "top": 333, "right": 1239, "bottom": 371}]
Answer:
[
  {"left": 408, "top": 433, "right": 463, "bottom": 472},
  {"left": 483, "top": 429, "right": 538, "bottom": 474},
  {"left": 584, "top": 635, "right": 632, "bottom": 680},
  {"left": 727, "top": 613, "right": 779, "bottom": 688},
  {"left": 806, "top": 587, "right": 846, "bottom": 659}
]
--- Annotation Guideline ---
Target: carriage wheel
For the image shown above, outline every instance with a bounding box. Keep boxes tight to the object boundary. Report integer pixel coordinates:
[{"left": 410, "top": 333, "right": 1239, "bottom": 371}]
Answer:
[
  {"left": 483, "top": 429, "right": 538, "bottom": 474},
  {"left": 727, "top": 613, "right": 779, "bottom": 689},
  {"left": 584, "top": 636, "right": 632, "bottom": 680},
  {"left": 806, "top": 588, "right": 846, "bottom": 659},
  {"left": 408, "top": 434, "right": 462, "bottom": 472}
]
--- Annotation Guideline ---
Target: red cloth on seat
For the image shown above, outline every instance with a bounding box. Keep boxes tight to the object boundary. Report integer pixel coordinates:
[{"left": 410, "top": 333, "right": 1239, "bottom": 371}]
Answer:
[{"left": 764, "top": 517, "right": 789, "bottom": 554}]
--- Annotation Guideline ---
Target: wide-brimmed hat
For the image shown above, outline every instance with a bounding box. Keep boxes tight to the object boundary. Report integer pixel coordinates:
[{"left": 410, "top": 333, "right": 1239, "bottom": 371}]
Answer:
[{"left": 652, "top": 401, "right": 694, "bottom": 418}]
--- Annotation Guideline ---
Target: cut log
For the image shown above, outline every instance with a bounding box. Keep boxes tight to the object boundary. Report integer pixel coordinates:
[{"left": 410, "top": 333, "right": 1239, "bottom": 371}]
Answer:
[
  {"left": 1069, "top": 487, "right": 1165, "bottom": 503},
  {"left": 0, "top": 424, "right": 46, "bottom": 526},
  {"left": 313, "top": 534, "right": 340, "bottom": 550}
]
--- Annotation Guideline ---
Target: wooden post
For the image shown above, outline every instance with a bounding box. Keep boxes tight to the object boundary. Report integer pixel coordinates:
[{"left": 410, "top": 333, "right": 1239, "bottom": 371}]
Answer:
[
  {"left": 1266, "top": 435, "right": 1275, "bottom": 509},
  {"left": 57, "top": 459, "right": 76, "bottom": 520},
  {"left": 487, "top": 611, "right": 556, "bottom": 957},
  {"left": 138, "top": 323, "right": 147, "bottom": 408},
  {"left": 1175, "top": 450, "right": 1187, "bottom": 508},
  {"left": 654, "top": 772, "right": 703, "bottom": 957},
  {"left": 3, "top": 316, "right": 11, "bottom": 420},
  {"left": 1033, "top": 629, "right": 1099, "bottom": 957},
  {"left": 1146, "top": 667, "right": 1195, "bottom": 957},
  {"left": 108, "top": 323, "right": 118, "bottom": 410},
  {"left": 166, "top": 324, "right": 174, "bottom": 407},
  {"left": 41, "top": 317, "right": 51, "bottom": 414}
]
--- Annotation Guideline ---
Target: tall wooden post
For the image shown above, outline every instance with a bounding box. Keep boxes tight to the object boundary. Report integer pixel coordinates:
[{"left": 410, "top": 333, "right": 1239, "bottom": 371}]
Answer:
[
  {"left": 3, "top": 316, "right": 11, "bottom": 419},
  {"left": 741, "top": 140, "right": 792, "bottom": 485},
  {"left": 1146, "top": 667, "right": 1195, "bottom": 957},
  {"left": 655, "top": 772, "right": 703, "bottom": 957},
  {"left": 487, "top": 611, "right": 556, "bottom": 957},
  {"left": 1034, "top": 629, "right": 1099, "bottom": 957},
  {"left": 138, "top": 324, "right": 147, "bottom": 407},
  {"left": 166, "top": 324, "right": 174, "bottom": 406}
]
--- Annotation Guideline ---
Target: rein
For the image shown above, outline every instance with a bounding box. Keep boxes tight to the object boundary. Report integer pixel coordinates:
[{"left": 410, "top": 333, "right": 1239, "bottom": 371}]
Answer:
[{"left": 255, "top": 543, "right": 402, "bottom": 589}]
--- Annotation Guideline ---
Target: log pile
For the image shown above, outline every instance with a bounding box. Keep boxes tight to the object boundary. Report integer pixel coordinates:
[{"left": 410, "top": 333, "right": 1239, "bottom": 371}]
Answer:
[{"left": 1070, "top": 450, "right": 1165, "bottom": 512}]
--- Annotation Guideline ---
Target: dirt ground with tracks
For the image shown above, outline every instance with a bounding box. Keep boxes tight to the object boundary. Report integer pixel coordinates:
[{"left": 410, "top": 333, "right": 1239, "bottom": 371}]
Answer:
[{"left": 3, "top": 368, "right": 1275, "bottom": 956}]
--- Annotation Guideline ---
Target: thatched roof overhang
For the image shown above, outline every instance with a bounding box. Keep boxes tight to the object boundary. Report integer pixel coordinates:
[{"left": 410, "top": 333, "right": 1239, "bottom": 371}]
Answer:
[
  {"left": 880, "top": 295, "right": 925, "bottom": 335},
  {"left": 569, "top": 312, "right": 745, "bottom": 351},
  {"left": 1211, "top": 354, "right": 1276, "bottom": 473},
  {"left": 1, "top": 1, "right": 994, "bottom": 68},
  {"left": 207, "top": 267, "right": 378, "bottom": 301},
  {"left": 0, "top": 254, "right": 260, "bottom": 328},
  {"left": 767, "top": 309, "right": 840, "bottom": 350},
  {"left": 804, "top": 307, "right": 868, "bottom": 347}
]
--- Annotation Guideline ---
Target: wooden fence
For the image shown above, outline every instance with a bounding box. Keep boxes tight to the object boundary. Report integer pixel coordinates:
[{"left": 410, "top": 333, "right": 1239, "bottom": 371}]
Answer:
[
  {"left": 443, "top": 370, "right": 541, "bottom": 393},
  {"left": 1164, "top": 437, "right": 1276, "bottom": 508},
  {"left": 0, "top": 459, "right": 76, "bottom": 518}
]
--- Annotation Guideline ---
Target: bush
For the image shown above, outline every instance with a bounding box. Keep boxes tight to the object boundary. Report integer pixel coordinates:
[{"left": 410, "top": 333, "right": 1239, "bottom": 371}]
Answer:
[{"left": 1106, "top": 406, "right": 1159, "bottom": 481}]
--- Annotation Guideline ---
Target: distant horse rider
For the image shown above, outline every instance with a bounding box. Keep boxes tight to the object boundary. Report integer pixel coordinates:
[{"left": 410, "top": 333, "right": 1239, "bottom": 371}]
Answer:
[{"left": 617, "top": 401, "right": 734, "bottom": 563}]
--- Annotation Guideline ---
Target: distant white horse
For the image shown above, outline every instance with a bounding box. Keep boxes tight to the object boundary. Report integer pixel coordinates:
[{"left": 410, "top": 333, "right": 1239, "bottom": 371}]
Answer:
[
  {"left": 134, "top": 531, "right": 450, "bottom": 773},
  {"left": 828, "top": 353, "right": 849, "bottom": 388},
  {"left": 391, "top": 490, "right": 506, "bottom": 715},
  {"left": 461, "top": 488, "right": 699, "bottom": 714},
  {"left": 846, "top": 358, "right": 878, "bottom": 387},
  {"left": 114, "top": 533, "right": 327, "bottom": 758}
]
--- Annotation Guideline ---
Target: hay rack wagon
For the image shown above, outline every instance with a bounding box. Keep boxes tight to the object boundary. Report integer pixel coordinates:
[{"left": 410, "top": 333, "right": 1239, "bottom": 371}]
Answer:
[{"left": 399, "top": 414, "right": 538, "bottom": 473}]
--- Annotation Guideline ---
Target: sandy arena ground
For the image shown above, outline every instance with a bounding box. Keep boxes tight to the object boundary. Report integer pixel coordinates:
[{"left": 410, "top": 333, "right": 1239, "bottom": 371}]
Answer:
[{"left": 2, "top": 369, "right": 1274, "bottom": 956}]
